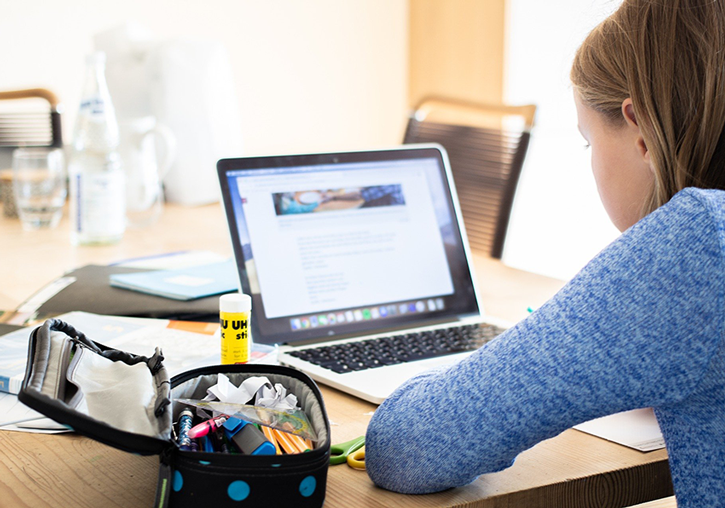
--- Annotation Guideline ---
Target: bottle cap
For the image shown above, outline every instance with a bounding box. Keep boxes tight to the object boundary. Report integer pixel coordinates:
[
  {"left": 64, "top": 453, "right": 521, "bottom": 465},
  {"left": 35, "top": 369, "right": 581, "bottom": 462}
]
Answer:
[{"left": 220, "top": 293, "right": 251, "bottom": 313}]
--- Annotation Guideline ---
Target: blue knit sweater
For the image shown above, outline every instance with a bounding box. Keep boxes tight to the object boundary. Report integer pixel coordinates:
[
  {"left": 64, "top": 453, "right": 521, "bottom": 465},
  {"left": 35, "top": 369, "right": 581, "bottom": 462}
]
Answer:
[{"left": 365, "top": 188, "right": 725, "bottom": 507}]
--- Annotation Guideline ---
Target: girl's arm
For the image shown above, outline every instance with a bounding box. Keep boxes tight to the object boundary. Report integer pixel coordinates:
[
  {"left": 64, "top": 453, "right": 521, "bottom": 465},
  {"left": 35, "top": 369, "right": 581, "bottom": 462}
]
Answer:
[{"left": 365, "top": 189, "right": 725, "bottom": 494}]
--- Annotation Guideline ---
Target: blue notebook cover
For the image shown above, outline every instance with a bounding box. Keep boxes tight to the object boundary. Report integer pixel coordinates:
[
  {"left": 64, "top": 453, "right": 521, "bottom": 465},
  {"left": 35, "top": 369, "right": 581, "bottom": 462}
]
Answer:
[{"left": 109, "top": 260, "right": 238, "bottom": 301}]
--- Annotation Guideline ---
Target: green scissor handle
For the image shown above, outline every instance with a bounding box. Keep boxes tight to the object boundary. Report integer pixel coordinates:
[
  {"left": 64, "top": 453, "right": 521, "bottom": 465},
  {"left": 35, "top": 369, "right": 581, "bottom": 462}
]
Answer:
[{"left": 329, "top": 436, "right": 365, "bottom": 465}]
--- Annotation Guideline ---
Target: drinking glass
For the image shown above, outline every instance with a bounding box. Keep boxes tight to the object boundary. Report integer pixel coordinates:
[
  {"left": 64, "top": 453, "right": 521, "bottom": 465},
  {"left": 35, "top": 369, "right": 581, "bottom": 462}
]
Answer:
[{"left": 12, "top": 147, "right": 66, "bottom": 230}]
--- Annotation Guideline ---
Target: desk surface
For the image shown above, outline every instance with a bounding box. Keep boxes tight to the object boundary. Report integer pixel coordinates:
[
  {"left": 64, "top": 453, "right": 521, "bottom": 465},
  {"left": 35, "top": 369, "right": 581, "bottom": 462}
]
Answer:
[{"left": 0, "top": 204, "right": 673, "bottom": 508}]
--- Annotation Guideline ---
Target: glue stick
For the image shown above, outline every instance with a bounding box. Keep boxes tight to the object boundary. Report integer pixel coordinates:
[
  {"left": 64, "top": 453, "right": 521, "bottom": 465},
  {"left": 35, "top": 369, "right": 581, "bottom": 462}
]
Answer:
[{"left": 220, "top": 293, "right": 252, "bottom": 364}]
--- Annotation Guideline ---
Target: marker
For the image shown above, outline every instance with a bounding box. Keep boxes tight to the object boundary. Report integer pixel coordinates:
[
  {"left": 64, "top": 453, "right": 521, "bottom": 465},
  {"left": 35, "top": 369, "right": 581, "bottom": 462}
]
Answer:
[
  {"left": 188, "top": 414, "right": 229, "bottom": 439},
  {"left": 200, "top": 435, "right": 215, "bottom": 453},
  {"left": 223, "top": 417, "right": 276, "bottom": 455},
  {"left": 232, "top": 424, "right": 277, "bottom": 455}
]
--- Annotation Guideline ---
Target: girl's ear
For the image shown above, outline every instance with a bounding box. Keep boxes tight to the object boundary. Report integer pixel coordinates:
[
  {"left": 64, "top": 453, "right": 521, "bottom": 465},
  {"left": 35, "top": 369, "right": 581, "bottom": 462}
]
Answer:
[{"left": 622, "top": 98, "right": 652, "bottom": 166}]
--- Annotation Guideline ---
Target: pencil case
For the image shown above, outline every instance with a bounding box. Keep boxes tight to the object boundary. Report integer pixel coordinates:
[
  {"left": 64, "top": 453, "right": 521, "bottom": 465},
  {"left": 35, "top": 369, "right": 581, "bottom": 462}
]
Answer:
[{"left": 18, "top": 319, "right": 331, "bottom": 508}]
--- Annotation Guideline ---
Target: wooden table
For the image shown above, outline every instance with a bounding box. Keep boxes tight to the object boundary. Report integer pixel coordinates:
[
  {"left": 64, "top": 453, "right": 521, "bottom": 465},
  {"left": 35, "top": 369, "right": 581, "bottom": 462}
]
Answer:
[{"left": 0, "top": 204, "right": 673, "bottom": 507}]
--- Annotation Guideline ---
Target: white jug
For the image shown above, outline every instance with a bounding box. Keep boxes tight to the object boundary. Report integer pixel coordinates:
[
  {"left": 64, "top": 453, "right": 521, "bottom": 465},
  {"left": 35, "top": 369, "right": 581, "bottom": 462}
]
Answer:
[
  {"left": 119, "top": 116, "right": 176, "bottom": 227},
  {"left": 95, "top": 25, "right": 244, "bottom": 207}
]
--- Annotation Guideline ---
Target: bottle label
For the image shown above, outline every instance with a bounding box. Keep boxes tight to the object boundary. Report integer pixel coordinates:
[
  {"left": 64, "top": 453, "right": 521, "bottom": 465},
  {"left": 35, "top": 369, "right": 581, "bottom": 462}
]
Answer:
[
  {"left": 72, "top": 169, "right": 125, "bottom": 238},
  {"left": 79, "top": 96, "right": 106, "bottom": 116},
  {"left": 220, "top": 311, "right": 250, "bottom": 364}
]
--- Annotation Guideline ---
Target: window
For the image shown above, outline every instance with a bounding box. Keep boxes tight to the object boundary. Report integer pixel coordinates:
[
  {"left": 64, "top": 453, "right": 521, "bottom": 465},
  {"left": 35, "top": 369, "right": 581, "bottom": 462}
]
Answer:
[{"left": 502, "top": 0, "right": 623, "bottom": 280}]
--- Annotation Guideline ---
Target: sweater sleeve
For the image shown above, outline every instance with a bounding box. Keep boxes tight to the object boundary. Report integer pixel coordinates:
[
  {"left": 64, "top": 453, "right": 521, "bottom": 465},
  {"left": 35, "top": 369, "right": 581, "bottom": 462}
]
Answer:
[{"left": 365, "top": 189, "right": 725, "bottom": 494}]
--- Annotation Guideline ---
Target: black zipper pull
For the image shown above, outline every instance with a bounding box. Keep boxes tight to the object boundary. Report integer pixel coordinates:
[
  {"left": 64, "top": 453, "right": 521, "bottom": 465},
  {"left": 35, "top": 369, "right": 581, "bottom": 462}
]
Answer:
[{"left": 149, "top": 347, "right": 166, "bottom": 375}]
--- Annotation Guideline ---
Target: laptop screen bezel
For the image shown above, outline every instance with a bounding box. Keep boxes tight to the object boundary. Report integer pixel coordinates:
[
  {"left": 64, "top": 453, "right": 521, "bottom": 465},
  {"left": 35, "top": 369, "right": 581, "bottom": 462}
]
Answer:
[{"left": 217, "top": 144, "right": 484, "bottom": 346}]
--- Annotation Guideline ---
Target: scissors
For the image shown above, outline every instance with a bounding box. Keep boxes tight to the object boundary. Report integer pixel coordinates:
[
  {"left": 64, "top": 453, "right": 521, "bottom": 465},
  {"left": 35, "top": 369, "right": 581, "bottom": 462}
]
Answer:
[{"left": 329, "top": 436, "right": 366, "bottom": 470}]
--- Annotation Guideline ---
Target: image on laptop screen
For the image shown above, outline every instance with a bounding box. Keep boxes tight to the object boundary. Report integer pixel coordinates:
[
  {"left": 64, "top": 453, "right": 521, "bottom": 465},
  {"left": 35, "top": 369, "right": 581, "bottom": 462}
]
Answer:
[{"left": 217, "top": 146, "right": 480, "bottom": 345}]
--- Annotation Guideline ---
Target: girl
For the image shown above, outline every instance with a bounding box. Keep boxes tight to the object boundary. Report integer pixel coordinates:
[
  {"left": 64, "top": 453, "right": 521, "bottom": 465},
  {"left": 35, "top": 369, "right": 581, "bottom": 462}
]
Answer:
[{"left": 365, "top": 1, "right": 725, "bottom": 506}]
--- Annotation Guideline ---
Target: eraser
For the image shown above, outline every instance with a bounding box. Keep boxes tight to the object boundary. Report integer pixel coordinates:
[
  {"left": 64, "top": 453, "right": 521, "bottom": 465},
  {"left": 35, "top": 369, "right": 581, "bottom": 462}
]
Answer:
[{"left": 231, "top": 423, "right": 276, "bottom": 455}]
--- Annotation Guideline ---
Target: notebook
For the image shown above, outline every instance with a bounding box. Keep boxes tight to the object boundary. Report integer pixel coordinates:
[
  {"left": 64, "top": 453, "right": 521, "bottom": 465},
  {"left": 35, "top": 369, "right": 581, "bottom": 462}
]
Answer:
[
  {"left": 217, "top": 145, "right": 509, "bottom": 404},
  {"left": 109, "top": 260, "right": 238, "bottom": 301}
]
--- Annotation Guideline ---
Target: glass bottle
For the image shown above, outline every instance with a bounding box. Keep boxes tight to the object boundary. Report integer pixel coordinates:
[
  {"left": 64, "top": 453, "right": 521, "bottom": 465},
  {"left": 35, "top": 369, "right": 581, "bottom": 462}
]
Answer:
[{"left": 68, "top": 51, "right": 125, "bottom": 245}]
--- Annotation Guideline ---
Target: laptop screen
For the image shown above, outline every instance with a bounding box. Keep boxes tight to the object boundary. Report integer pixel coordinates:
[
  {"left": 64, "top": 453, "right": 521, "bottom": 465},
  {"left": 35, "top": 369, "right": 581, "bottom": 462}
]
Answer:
[{"left": 217, "top": 146, "right": 481, "bottom": 345}]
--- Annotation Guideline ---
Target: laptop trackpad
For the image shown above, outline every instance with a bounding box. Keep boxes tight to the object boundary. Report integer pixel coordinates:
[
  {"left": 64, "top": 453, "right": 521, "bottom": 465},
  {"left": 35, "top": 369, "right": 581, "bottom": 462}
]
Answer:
[{"left": 323, "top": 352, "right": 471, "bottom": 404}]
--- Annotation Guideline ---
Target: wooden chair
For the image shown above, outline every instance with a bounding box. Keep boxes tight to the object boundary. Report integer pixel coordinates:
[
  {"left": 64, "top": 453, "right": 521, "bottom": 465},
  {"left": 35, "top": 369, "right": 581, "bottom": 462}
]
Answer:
[
  {"left": 0, "top": 88, "right": 63, "bottom": 215},
  {"left": 0, "top": 88, "right": 63, "bottom": 149},
  {"left": 403, "top": 96, "right": 535, "bottom": 258}
]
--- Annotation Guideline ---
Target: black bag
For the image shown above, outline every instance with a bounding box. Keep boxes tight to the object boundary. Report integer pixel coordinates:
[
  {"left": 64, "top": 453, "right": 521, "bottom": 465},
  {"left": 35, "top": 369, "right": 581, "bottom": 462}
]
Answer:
[{"left": 19, "top": 319, "right": 331, "bottom": 508}]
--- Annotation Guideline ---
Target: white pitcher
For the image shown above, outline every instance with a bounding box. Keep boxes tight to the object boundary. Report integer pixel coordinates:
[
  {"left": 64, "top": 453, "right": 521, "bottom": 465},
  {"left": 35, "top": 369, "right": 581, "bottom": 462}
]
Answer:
[{"left": 119, "top": 116, "right": 176, "bottom": 228}]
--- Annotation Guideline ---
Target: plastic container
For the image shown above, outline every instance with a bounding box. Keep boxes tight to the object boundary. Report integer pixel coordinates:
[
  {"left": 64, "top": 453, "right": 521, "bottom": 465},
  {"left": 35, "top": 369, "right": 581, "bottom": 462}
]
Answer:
[{"left": 220, "top": 293, "right": 252, "bottom": 364}]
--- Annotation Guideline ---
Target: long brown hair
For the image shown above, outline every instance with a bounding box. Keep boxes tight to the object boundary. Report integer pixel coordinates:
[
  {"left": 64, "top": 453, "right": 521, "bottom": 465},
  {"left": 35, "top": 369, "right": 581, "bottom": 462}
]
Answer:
[{"left": 571, "top": 0, "right": 725, "bottom": 216}]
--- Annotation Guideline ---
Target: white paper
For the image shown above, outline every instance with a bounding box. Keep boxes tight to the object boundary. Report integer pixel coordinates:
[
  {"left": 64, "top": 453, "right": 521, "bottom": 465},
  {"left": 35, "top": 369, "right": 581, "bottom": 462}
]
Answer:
[
  {"left": 207, "top": 373, "right": 249, "bottom": 404},
  {"left": 574, "top": 408, "right": 665, "bottom": 452},
  {"left": 108, "top": 326, "right": 219, "bottom": 377},
  {"left": 113, "top": 250, "right": 227, "bottom": 270},
  {"left": 205, "top": 375, "right": 299, "bottom": 412},
  {"left": 0, "top": 393, "right": 69, "bottom": 433},
  {"left": 207, "top": 374, "right": 270, "bottom": 405},
  {"left": 256, "top": 383, "right": 298, "bottom": 410}
]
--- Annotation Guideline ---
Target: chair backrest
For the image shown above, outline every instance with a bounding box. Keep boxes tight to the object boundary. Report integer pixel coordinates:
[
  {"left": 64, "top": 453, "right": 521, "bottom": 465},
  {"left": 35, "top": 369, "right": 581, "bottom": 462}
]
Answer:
[
  {"left": 403, "top": 97, "right": 535, "bottom": 258},
  {"left": 0, "top": 88, "right": 63, "bottom": 149}
]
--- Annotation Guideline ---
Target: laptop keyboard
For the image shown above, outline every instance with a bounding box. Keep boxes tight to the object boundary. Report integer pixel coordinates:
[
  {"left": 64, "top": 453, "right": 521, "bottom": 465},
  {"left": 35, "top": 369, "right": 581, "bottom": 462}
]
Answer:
[{"left": 288, "top": 322, "right": 506, "bottom": 374}]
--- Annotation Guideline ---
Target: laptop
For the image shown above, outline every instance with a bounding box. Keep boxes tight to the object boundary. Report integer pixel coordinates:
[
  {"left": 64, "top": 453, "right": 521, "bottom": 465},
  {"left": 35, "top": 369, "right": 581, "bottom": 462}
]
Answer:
[{"left": 217, "top": 144, "right": 509, "bottom": 404}]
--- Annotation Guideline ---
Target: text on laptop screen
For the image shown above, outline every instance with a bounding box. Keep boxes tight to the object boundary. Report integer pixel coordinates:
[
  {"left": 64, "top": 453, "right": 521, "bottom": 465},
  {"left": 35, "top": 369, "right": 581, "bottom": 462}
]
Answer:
[{"left": 219, "top": 148, "right": 480, "bottom": 345}]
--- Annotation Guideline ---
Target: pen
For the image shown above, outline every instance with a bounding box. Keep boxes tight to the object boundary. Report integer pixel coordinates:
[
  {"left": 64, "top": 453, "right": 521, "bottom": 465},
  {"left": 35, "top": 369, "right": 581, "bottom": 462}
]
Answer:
[
  {"left": 260, "top": 425, "right": 282, "bottom": 454},
  {"left": 177, "top": 409, "right": 194, "bottom": 450},
  {"left": 200, "top": 435, "right": 215, "bottom": 453},
  {"left": 188, "top": 414, "right": 229, "bottom": 439},
  {"left": 271, "top": 429, "right": 299, "bottom": 454},
  {"left": 272, "top": 428, "right": 310, "bottom": 454},
  {"left": 280, "top": 419, "right": 313, "bottom": 451}
]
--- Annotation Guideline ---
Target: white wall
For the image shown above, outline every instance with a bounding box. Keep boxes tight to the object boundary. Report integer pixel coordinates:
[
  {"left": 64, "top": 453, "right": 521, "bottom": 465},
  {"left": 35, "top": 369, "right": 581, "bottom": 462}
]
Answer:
[
  {"left": 0, "top": 0, "right": 409, "bottom": 156},
  {"left": 503, "top": 0, "right": 623, "bottom": 281}
]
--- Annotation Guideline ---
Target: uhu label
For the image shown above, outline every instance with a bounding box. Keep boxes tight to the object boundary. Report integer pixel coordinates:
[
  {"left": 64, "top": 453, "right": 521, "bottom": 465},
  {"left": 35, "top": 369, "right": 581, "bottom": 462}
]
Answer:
[{"left": 220, "top": 311, "right": 250, "bottom": 364}]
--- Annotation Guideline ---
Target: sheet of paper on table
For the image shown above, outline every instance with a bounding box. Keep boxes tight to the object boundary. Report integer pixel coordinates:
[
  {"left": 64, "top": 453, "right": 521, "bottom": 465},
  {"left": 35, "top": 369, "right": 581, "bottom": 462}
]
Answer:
[
  {"left": 574, "top": 408, "right": 665, "bottom": 452},
  {"left": 0, "top": 392, "right": 69, "bottom": 433},
  {"left": 0, "top": 311, "right": 277, "bottom": 433}
]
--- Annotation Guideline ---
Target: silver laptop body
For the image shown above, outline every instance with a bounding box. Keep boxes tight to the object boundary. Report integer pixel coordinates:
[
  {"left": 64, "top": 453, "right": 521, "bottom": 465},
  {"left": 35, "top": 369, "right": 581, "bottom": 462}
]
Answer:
[{"left": 217, "top": 144, "right": 508, "bottom": 404}]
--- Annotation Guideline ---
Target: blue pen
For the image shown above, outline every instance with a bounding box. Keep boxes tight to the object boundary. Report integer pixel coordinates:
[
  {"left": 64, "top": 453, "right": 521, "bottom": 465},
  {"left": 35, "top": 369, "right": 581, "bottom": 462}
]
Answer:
[
  {"left": 177, "top": 409, "right": 194, "bottom": 450},
  {"left": 200, "top": 435, "right": 215, "bottom": 453}
]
